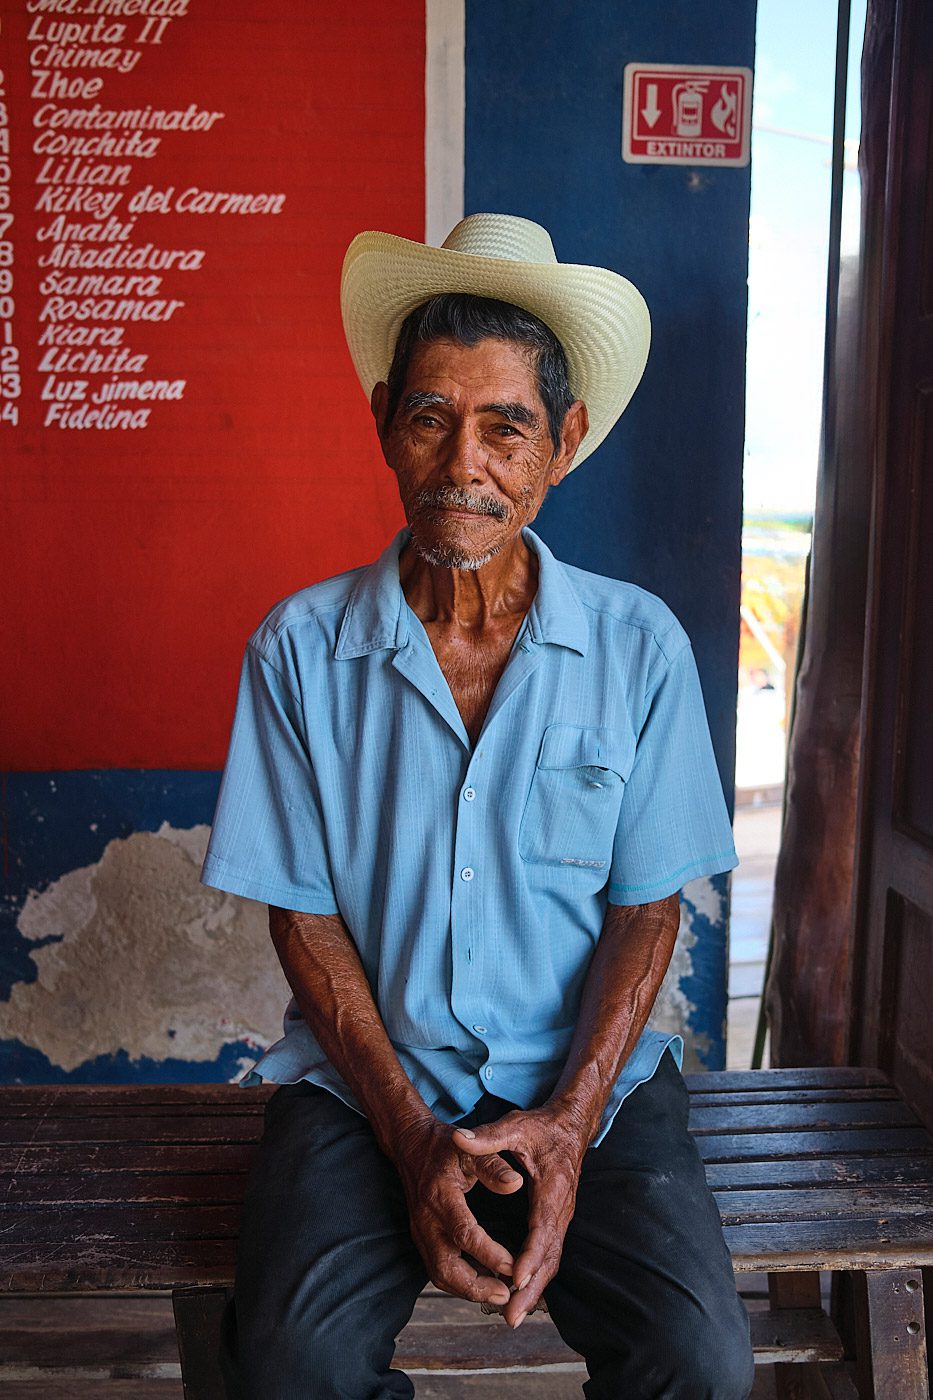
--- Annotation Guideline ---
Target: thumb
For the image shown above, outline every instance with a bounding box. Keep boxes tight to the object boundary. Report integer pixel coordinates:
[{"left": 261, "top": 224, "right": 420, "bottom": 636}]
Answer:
[{"left": 451, "top": 1123, "right": 512, "bottom": 1155}]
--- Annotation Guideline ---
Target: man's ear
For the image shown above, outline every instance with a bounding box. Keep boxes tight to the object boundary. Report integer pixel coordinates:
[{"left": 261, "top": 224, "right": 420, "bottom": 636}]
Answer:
[
  {"left": 371, "top": 381, "right": 393, "bottom": 465},
  {"left": 549, "top": 400, "right": 589, "bottom": 485}
]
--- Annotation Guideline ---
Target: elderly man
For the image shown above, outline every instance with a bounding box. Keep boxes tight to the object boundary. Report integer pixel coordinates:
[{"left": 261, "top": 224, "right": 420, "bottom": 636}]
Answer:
[{"left": 203, "top": 214, "right": 754, "bottom": 1400}]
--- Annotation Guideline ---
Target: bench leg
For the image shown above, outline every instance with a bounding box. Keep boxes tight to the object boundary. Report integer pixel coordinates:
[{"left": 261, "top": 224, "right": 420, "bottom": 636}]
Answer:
[
  {"left": 173, "top": 1286, "right": 232, "bottom": 1400},
  {"left": 769, "top": 1271, "right": 828, "bottom": 1399},
  {"left": 856, "top": 1270, "right": 929, "bottom": 1400}
]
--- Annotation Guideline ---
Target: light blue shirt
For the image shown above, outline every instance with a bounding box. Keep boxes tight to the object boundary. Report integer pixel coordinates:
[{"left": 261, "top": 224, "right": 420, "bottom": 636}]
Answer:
[{"left": 202, "top": 527, "right": 737, "bottom": 1142}]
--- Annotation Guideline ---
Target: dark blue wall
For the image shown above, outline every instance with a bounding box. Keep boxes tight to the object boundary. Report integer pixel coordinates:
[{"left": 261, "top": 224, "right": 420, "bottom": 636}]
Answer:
[
  {"left": 465, "top": 0, "right": 753, "bottom": 794},
  {"left": 465, "top": 0, "right": 755, "bottom": 1065}
]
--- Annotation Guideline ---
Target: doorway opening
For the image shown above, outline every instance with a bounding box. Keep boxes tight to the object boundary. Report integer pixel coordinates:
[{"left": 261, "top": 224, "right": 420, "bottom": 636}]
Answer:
[{"left": 729, "top": 0, "right": 866, "bottom": 1067}]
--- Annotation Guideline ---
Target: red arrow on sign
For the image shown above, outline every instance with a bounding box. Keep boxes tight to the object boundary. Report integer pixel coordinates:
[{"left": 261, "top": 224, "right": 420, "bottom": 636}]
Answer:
[{"left": 642, "top": 83, "right": 661, "bottom": 128}]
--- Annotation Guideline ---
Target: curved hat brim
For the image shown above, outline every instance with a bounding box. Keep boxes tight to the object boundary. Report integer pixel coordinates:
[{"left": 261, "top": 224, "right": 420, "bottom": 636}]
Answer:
[{"left": 340, "top": 230, "right": 651, "bottom": 469}]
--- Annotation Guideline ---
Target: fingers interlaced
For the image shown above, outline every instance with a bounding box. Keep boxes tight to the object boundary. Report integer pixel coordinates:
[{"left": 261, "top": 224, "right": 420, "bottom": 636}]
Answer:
[
  {"left": 446, "top": 1201, "right": 514, "bottom": 1278},
  {"left": 422, "top": 1117, "right": 583, "bottom": 1328},
  {"left": 431, "top": 1251, "right": 511, "bottom": 1306},
  {"left": 418, "top": 1194, "right": 514, "bottom": 1305},
  {"left": 504, "top": 1181, "right": 573, "bottom": 1322},
  {"left": 473, "top": 1151, "right": 524, "bottom": 1194}
]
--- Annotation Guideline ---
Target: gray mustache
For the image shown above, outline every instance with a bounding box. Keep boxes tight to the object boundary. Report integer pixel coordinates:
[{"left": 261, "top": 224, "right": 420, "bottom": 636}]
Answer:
[{"left": 413, "top": 487, "right": 508, "bottom": 522}]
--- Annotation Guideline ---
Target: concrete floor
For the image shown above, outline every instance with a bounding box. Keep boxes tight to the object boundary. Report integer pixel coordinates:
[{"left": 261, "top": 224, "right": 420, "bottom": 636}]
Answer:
[{"left": 726, "top": 800, "right": 782, "bottom": 1070}]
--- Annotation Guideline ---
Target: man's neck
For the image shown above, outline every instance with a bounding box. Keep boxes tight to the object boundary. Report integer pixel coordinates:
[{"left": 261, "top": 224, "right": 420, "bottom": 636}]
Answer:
[{"left": 399, "top": 533, "right": 539, "bottom": 631}]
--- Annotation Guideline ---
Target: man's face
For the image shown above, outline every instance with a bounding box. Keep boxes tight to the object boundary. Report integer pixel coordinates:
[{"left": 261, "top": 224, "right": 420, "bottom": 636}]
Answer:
[{"left": 373, "top": 337, "right": 584, "bottom": 570}]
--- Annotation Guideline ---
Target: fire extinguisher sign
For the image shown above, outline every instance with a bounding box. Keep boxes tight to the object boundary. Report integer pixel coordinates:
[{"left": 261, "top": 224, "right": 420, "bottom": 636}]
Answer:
[{"left": 622, "top": 63, "right": 753, "bottom": 167}]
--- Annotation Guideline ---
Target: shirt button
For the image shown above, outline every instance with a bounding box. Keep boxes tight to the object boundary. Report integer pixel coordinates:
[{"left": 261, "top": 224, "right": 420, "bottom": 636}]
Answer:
[
  {"left": 473, "top": 1024, "right": 487, "bottom": 1034},
  {"left": 460, "top": 867, "right": 474, "bottom": 881},
  {"left": 463, "top": 787, "right": 476, "bottom": 801},
  {"left": 484, "top": 1067, "right": 493, "bottom": 1080}
]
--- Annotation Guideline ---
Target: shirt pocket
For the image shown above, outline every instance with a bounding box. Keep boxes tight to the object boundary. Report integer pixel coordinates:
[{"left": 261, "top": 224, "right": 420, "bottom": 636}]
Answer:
[{"left": 518, "top": 724, "right": 635, "bottom": 868}]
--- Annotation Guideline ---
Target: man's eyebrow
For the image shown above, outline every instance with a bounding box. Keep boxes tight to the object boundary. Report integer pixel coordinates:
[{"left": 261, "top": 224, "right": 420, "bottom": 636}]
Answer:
[
  {"left": 479, "top": 401, "right": 539, "bottom": 427},
  {"left": 401, "top": 390, "right": 452, "bottom": 413}
]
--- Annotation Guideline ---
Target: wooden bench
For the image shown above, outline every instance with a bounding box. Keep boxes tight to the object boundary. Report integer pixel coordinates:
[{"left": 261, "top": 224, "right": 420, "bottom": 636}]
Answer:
[{"left": 1, "top": 1067, "right": 931, "bottom": 1398}]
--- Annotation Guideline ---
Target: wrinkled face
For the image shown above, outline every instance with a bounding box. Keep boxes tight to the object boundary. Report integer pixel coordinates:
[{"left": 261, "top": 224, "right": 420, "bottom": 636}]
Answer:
[{"left": 373, "top": 337, "right": 578, "bottom": 570}]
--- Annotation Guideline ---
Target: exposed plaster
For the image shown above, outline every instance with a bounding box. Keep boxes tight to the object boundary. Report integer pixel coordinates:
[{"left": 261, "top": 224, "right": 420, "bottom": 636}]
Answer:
[
  {"left": 648, "top": 874, "right": 724, "bottom": 1071},
  {"left": 3, "top": 824, "right": 289, "bottom": 1072}
]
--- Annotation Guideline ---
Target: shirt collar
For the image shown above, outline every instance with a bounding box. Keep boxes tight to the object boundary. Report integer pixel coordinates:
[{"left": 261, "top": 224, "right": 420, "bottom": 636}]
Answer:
[
  {"left": 523, "top": 527, "right": 588, "bottom": 656},
  {"left": 335, "top": 526, "right": 588, "bottom": 659},
  {"left": 334, "top": 530, "right": 410, "bottom": 659}
]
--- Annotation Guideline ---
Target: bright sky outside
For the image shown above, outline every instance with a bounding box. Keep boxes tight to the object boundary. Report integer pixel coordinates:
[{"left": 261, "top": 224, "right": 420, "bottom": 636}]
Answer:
[{"left": 744, "top": 0, "right": 867, "bottom": 517}]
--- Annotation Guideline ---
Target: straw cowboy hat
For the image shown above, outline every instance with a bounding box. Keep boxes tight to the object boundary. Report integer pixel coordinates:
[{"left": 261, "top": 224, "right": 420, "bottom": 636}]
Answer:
[{"left": 340, "top": 213, "right": 651, "bottom": 469}]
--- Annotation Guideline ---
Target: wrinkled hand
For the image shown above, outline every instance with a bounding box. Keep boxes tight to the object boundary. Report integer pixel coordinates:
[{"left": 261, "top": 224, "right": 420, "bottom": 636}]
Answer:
[
  {"left": 452, "top": 1105, "right": 590, "bottom": 1327},
  {"left": 388, "top": 1115, "right": 524, "bottom": 1308}
]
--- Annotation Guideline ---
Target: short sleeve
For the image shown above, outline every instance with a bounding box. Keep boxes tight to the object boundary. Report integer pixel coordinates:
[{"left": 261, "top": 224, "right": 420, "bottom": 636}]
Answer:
[
  {"left": 607, "top": 641, "right": 738, "bottom": 905},
  {"left": 201, "top": 643, "right": 340, "bottom": 915}
]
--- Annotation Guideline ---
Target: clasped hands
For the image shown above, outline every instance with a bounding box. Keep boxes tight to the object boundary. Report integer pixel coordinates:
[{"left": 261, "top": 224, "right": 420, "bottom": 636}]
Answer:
[{"left": 388, "top": 1103, "right": 591, "bottom": 1328}]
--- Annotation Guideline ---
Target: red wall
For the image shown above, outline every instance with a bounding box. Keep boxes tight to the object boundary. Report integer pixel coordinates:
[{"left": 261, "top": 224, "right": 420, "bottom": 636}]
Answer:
[{"left": 1, "top": 0, "right": 422, "bottom": 769}]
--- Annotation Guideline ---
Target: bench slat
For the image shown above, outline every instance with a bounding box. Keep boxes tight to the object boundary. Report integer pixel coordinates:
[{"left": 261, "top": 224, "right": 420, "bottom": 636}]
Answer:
[
  {"left": 13, "top": 1206, "right": 928, "bottom": 1265},
  {"left": 706, "top": 1153, "right": 933, "bottom": 1189},
  {"left": 689, "top": 1101, "right": 919, "bottom": 1132},
  {"left": 696, "top": 1127, "right": 933, "bottom": 1161},
  {"left": 0, "top": 1295, "right": 178, "bottom": 1366},
  {"left": 0, "top": 1204, "right": 243, "bottom": 1245},
  {"left": 0, "top": 1117, "right": 265, "bottom": 1146},
  {"left": 408, "top": 1291, "right": 844, "bottom": 1364},
  {"left": 12, "top": 1123, "right": 927, "bottom": 1161},
  {"left": 1, "top": 1172, "right": 250, "bottom": 1206},
  {"left": 746, "top": 1308, "right": 844, "bottom": 1364},
  {"left": 396, "top": 1320, "right": 579, "bottom": 1371},
  {"left": 0, "top": 1144, "right": 257, "bottom": 1174},
  {"left": 725, "top": 1214, "right": 933, "bottom": 1269},
  {"left": 713, "top": 1185, "right": 933, "bottom": 1223},
  {"left": 0, "top": 1103, "right": 269, "bottom": 1122},
  {"left": 688, "top": 1087, "right": 899, "bottom": 1107},
  {"left": 0, "top": 1086, "right": 272, "bottom": 1109},
  {"left": 6, "top": 1183, "right": 929, "bottom": 1233},
  {"left": 683, "top": 1068, "right": 890, "bottom": 1090},
  {"left": 4, "top": 1214, "right": 933, "bottom": 1286},
  {"left": 0, "top": 1240, "right": 238, "bottom": 1292}
]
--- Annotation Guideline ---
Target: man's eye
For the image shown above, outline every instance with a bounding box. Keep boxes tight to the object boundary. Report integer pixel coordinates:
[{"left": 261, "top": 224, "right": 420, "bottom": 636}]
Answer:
[{"left": 413, "top": 414, "right": 439, "bottom": 428}]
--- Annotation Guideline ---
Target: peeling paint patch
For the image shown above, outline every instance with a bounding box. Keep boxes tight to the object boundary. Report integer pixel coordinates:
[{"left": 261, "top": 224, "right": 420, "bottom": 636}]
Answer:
[
  {"left": 648, "top": 874, "right": 730, "bottom": 1072},
  {"left": 2, "top": 824, "right": 289, "bottom": 1072},
  {"left": 0, "top": 1038, "right": 265, "bottom": 1085},
  {"left": 0, "top": 770, "right": 224, "bottom": 1003},
  {"left": 680, "top": 873, "right": 731, "bottom": 1070}
]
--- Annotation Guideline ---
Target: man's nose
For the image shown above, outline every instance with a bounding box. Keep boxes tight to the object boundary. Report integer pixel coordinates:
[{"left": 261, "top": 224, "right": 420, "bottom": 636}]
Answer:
[{"left": 440, "top": 422, "right": 490, "bottom": 483}]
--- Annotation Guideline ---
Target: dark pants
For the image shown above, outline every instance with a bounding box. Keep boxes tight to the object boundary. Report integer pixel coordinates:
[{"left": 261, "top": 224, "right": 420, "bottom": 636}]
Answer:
[{"left": 220, "top": 1052, "right": 754, "bottom": 1399}]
